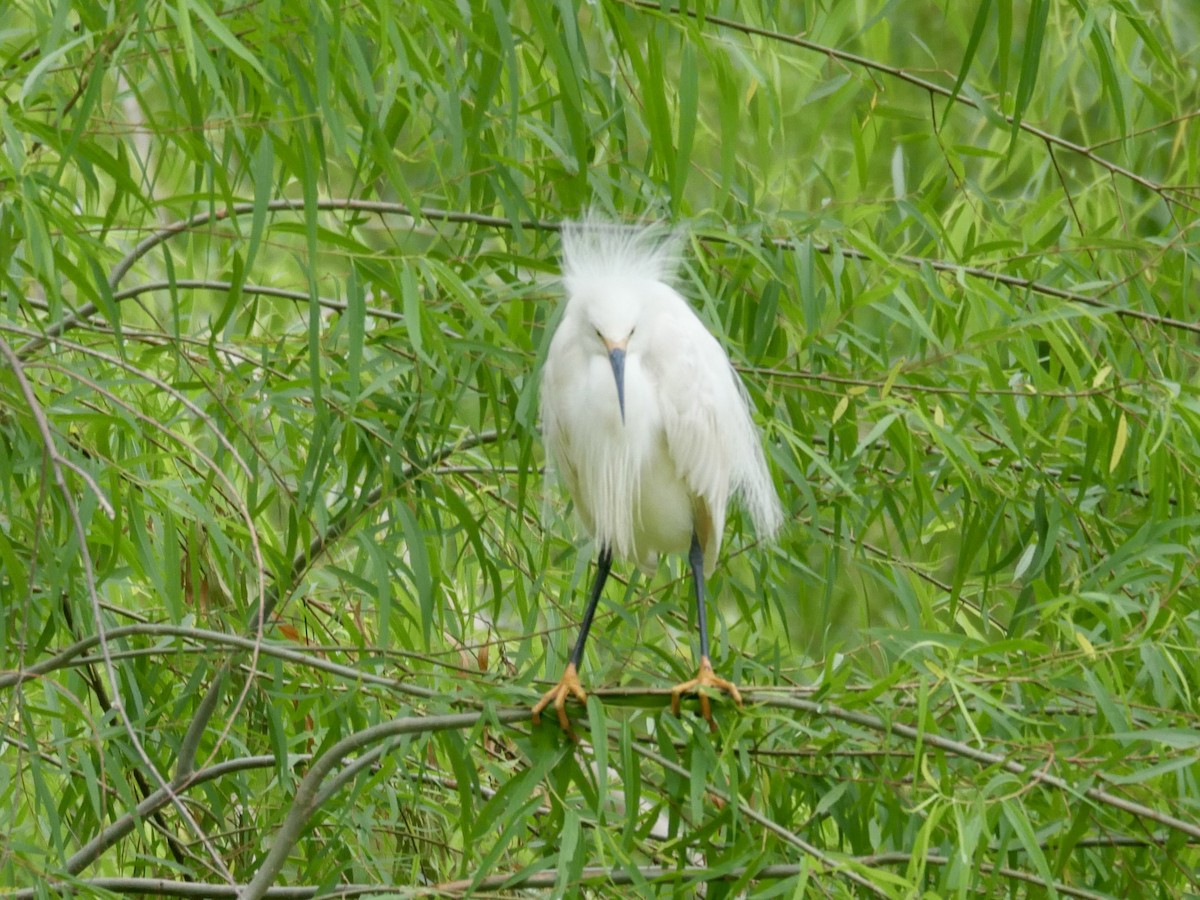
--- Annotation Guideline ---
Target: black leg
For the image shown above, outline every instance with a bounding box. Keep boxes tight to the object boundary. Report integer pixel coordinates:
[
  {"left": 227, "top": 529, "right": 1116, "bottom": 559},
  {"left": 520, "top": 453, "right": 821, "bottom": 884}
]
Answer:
[
  {"left": 533, "top": 545, "right": 614, "bottom": 733},
  {"left": 569, "top": 545, "right": 613, "bottom": 670},
  {"left": 670, "top": 532, "right": 743, "bottom": 730},
  {"left": 688, "top": 533, "right": 709, "bottom": 662}
]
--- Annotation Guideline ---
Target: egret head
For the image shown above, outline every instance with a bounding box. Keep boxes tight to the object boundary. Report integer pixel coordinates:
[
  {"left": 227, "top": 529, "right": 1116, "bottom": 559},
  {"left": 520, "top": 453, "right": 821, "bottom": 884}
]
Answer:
[
  {"left": 561, "top": 216, "right": 681, "bottom": 427},
  {"left": 560, "top": 279, "right": 643, "bottom": 424}
]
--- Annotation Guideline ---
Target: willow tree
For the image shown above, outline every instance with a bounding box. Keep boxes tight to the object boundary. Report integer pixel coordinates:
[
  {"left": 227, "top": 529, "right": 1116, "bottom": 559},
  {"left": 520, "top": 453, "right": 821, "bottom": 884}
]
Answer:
[{"left": 2, "top": 1, "right": 1199, "bottom": 896}]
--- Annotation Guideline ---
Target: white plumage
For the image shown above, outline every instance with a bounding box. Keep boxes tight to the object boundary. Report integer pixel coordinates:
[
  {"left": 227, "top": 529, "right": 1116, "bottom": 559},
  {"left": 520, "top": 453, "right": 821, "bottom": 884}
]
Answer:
[
  {"left": 541, "top": 218, "right": 781, "bottom": 571},
  {"left": 533, "top": 214, "right": 782, "bottom": 735}
]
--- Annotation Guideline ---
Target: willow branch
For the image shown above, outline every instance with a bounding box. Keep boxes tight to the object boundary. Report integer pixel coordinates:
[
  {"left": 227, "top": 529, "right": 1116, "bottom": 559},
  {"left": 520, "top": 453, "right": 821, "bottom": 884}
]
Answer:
[
  {"left": 237, "top": 709, "right": 530, "bottom": 900},
  {"left": 626, "top": 0, "right": 1196, "bottom": 212},
  {"left": 65, "top": 755, "right": 289, "bottom": 876},
  {"left": 12, "top": 856, "right": 1110, "bottom": 899},
  {"left": 762, "top": 693, "right": 1200, "bottom": 841},
  {"left": 0, "top": 336, "right": 233, "bottom": 882},
  {"left": 0, "top": 624, "right": 437, "bottom": 696},
  {"left": 170, "top": 427, "right": 500, "bottom": 859},
  {"left": 20, "top": 197, "right": 1193, "bottom": 365}
]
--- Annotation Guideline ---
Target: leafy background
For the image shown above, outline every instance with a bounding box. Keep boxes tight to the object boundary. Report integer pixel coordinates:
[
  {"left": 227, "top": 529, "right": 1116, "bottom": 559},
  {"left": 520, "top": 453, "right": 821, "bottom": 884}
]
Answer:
[{"left": 2, "top": 0, "right": 1200, "bottom": 896}]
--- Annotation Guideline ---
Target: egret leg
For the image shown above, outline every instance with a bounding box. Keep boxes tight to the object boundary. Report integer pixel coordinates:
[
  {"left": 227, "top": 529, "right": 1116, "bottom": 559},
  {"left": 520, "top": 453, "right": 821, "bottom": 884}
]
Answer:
[
  {"left": 670, "top": 533, "right": 743, "bottom": 731},
  {"left": 533, "top": 547, "right": 613, "bottom": 736}
]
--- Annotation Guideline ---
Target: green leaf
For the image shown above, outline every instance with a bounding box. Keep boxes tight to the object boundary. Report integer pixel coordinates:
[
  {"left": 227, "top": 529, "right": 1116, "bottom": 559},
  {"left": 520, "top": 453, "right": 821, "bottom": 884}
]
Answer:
[
  {"left": 943, "top": 0, "right": 992, "bottom": 125},
  {"left": 395, "top": 503, "right": 435, "bottom": 649},
  {"left": 178, "top": 0, "right": 269, "bottom": 81},
  {"left": 1109, "top": 412, "right": 1128, "bottom": 473},
  {"left": 1010, "top": 0, "right": 1049, "bottom": 142},
  {"left": 467, "top": 748, "right": 565, "bottom": 894},
  {"left": 586, "top": 695, "right": 608, "bottom": 821}
]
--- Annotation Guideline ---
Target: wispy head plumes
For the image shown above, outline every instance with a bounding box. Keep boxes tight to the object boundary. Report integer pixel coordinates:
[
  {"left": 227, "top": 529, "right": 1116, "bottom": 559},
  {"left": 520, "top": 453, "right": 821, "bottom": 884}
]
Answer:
[{"left": 560, "top": 211, "right": 684, "bottom": 292}]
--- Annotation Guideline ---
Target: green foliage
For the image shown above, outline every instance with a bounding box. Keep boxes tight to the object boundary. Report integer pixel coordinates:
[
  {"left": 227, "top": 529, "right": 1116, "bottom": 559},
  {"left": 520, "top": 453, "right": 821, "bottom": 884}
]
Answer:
[{"left": 2, "top": 0, "right": 1199, "bottom": 896}]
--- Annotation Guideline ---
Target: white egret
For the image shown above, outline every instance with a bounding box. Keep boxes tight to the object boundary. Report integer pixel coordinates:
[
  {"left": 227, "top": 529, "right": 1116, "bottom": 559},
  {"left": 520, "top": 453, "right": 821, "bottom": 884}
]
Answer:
[{"left": 534, "top": 215, "right": 782, "bottom": 733}]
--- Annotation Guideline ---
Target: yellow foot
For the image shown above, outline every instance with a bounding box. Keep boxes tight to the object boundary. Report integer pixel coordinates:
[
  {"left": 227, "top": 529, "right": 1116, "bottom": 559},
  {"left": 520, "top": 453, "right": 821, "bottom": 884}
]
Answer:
[
  {"left": 532, "top": 662, "right": 588, "bottom": 737},
  {"left": 670, "top": 656, "right": 743, "bottom": 732}
]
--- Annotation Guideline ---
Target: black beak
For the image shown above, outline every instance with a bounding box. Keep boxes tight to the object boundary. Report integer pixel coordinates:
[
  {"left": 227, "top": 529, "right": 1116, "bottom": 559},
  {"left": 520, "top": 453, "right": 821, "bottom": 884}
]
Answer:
[{"left": 608, "top": 346, "right": 626, "bottom": 424}]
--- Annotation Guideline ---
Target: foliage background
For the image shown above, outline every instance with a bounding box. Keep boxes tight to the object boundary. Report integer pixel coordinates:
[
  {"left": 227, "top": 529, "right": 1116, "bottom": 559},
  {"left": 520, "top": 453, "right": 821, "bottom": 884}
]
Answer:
[{"left": 2, "top": 0, "right": 1200, "bottom": 896}]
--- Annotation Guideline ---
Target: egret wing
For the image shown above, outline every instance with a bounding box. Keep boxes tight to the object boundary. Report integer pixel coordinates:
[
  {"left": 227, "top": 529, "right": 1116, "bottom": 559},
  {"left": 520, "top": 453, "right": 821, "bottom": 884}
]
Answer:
[
  {"left": 648, "top": 294, "right": 781, "bottom": 572},
  {"left": 646, "top": 302, "right": 742, "bottom": 571},
  {"left": 540, "top": 337, "right": 588, "bottom": 529}
]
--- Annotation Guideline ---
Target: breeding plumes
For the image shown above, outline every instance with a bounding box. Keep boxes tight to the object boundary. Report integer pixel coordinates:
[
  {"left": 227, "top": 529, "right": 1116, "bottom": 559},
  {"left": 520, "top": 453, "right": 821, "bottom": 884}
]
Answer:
[{"left": 535, "top": 214, "right": 782, "bottom": 734}]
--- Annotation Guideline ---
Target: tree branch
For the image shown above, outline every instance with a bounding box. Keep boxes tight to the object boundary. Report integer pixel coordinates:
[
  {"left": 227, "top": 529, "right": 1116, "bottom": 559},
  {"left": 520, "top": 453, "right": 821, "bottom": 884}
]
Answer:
[
  {"left": 0, "top": 335, "right": 234, "bottom": 882},
  {"left": 624, "top": 0, "right": 1198, "bottom": 213}
]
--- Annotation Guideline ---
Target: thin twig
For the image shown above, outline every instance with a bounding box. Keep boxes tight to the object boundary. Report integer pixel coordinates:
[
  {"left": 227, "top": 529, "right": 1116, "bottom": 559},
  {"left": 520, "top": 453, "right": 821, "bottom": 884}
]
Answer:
[
  {"left": 628, "top": 739, "right": 889, "bottom": 896},
  {"left": 65, "top": 755, "right": 295, "bottom": 876},
  {"left": 761, "top": 693, "right": 1200, "bottom": 842},
  {"left": 756, "top": 234, "right": 1200, "bottom": 336},
  {"left": 0, "top": 623, "right": 437, "bottom": 699},
  {"left": 173, "top": 428, "right": 501, "bottom": 826},
  {"left": 0, "top": 336, "right": 235, "bottom": 882},
  {"left": 236, "top": 709, "right": 532, "bottom": 900},
  {"left": 109, "top": 278, "right": 407, "bottom": 321},
  {"left": 19, "top": 855, "right": 1109, "bottom": 899},
  {"left": 624, "top": 0, "right": 1198, "bottom": 213},
  {"left": 19, "top": 197, "right": 1195, "bottom": 364}
]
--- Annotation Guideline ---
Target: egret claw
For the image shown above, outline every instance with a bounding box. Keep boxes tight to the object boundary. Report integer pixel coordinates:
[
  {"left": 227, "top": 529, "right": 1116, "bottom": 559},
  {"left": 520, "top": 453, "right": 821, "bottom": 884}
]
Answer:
[
  {"left": 532, "top": 662, "right": 588, "bottom": 739},
  {"left": 669, "top": 656, "right": 743, "bottom": 732}
]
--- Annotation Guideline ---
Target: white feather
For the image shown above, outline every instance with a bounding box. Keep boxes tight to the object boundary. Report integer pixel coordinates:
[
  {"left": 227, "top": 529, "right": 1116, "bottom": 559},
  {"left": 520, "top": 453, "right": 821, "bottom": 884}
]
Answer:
[{"left": 541, "top": 216, "right": 781, "bottom": 577}]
